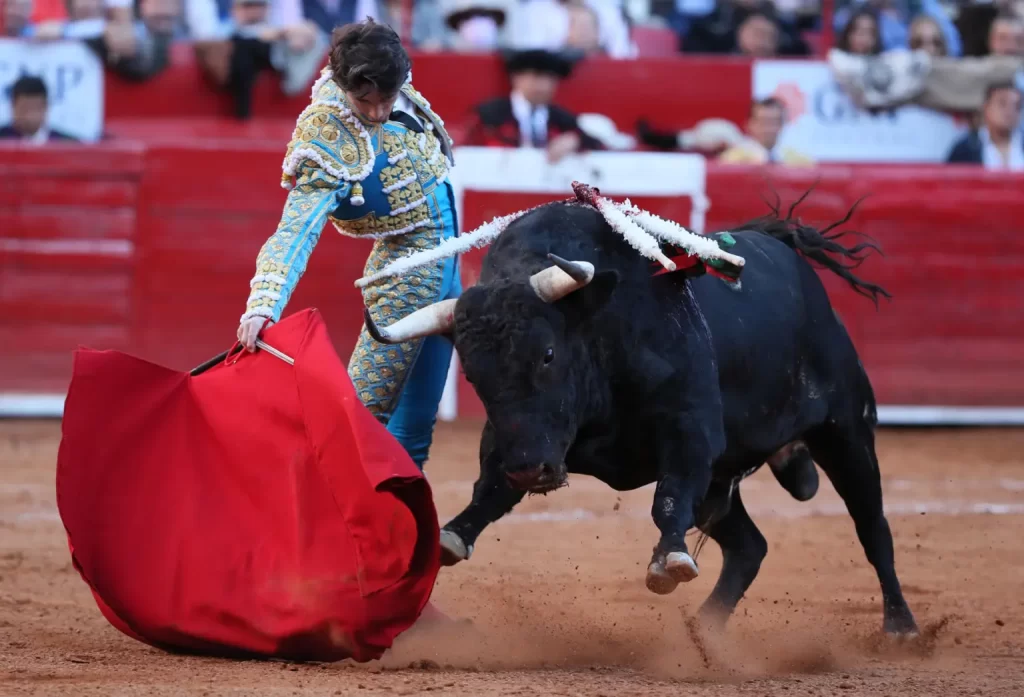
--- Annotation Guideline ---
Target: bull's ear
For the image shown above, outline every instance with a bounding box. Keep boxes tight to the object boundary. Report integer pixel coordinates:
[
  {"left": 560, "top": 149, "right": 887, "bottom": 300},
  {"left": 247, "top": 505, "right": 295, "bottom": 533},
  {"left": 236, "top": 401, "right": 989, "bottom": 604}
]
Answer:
[{"left": 555, "top": 269, "right": 619, "bottom": 327}]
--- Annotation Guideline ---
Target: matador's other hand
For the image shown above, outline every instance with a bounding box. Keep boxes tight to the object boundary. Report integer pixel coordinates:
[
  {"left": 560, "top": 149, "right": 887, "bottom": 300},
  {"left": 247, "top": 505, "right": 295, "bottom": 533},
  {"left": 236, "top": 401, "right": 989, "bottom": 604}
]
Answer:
[{"left": 237, "top": 317, "right": 273, "bottom": 352}]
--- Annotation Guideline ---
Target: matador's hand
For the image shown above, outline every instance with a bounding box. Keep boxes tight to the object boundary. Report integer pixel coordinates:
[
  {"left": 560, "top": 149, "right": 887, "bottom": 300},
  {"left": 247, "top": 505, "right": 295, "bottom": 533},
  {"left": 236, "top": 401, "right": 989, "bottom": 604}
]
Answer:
[{"left": 237, "top": 317, "right": 274, "bottom": 352}]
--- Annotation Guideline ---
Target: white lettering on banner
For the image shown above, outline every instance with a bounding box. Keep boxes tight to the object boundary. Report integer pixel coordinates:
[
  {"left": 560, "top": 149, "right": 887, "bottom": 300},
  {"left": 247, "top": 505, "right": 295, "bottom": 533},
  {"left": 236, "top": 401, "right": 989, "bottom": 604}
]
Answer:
[
  {"left": 0, "top": 39, "right": 104, "bottom": 143},
  {"left": 753, "top": 60, "right": 964, "bottom": 163}
]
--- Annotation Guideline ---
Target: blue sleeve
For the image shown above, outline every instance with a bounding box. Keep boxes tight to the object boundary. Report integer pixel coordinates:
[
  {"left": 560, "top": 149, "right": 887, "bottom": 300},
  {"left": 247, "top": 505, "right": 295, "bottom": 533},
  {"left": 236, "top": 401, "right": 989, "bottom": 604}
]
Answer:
[{"left": 242, "top": 164, "right": 350, "bottom": 323}]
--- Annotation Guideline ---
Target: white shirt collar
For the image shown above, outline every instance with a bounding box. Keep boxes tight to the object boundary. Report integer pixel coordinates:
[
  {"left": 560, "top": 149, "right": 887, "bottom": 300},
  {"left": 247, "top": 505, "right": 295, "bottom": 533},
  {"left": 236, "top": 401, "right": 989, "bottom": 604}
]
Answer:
[
  {"left": 24, "top": 126, "right": 51, "bottom": 145},
  {"left": 393, "top": 93, "right": 424, "bottom": 129},
  {"left": 510, "top": 91, "right": 548, "bottom": 148},
  {"left": 979, "top": 127, "right": 1024, "bottom": 171}
]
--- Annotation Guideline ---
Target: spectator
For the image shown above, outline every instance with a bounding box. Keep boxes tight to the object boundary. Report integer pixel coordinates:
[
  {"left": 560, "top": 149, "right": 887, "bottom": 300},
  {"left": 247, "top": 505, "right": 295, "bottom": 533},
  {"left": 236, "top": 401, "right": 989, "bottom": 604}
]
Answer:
[
  {"left": 104, "top": 0, "right": 135, "bottom": 24},
  {"left": 989, "top": 12, "right": 1024, "bottom": 57},
  {"left": 463, "top": 48, "right": 603, "bottom": 162},
  {"left": 377, "top": 0, "right": 447, "bottom": 49},
  {"left": 296, "top": 0, "right": 380, "bottom": 37},
  {"left": 0, "top": 76, "right": 77, "bottom": 144},
  {"left": 834, "top": 0, "right": 962, "bottom": 57},
  {"left": 507, "top": 0, "right": 636, "bottom": 58},
  {"left": 681, "top": 2, "right": 808, "bottom": 56},
  {"left": 565, "top": 1, "right": 602, "bottom": 56},
  {"left": 908, "top": 15, "right": 947, "bottom": 57},
  {"left": 21, "top": 0, "right": 174, "bottom": 81},
  {"left": 837, "top": 8, "right": 882, "bottom": 55},
  {"left": 195, "top": 0, "right": 325, "bottom": 118},
  {"left": 439, "top": 0, "right": 509, "bottom": 52},
  {"left": 3, "top": 0, "right": 34, "bottom": 36},
  {"left": 141, "top": 0, "right": 188, "bottom": 36},
  {"left": 718, "top": 97, "right": 814, "bottom": 165},
  {"left": 947, "top": 82, "right": 1023, "bottom": 169},
  {"left": 735, "top": 9, "right": 779, "bottom": 57}
]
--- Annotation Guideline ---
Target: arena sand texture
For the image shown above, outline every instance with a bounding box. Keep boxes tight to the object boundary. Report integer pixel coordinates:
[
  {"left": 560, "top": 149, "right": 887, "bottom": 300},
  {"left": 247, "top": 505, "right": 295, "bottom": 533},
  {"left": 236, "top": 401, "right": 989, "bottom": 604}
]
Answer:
[{"left": 2, "top": 421, "right": 1023, "bottom": 696}]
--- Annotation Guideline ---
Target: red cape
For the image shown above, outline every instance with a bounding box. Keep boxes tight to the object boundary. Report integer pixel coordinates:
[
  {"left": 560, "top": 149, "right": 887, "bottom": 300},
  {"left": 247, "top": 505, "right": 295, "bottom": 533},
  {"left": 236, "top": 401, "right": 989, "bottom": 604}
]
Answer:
[{"left": 56, "top": 309, "right": 440, "bottom": 662}]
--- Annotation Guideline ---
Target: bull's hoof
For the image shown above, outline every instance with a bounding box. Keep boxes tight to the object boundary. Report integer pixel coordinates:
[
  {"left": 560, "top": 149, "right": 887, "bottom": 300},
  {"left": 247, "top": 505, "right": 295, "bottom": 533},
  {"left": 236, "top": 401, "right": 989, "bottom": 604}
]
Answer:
[
  {"left": 645, "top": 552, "right": 699, "bottom": 595},
  {"left": 439, "top": 529, "right": 471, "bottom": 566},
  {"left": 883, "top": 610, "right": 920, "bottom": 639}
]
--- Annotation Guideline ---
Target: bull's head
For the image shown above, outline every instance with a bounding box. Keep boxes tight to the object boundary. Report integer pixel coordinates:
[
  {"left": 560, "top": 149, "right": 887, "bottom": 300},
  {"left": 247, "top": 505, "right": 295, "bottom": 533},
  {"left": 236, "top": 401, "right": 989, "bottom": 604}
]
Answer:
[{"left": 364, "top": 254, "right": 618, "bottom": 493}]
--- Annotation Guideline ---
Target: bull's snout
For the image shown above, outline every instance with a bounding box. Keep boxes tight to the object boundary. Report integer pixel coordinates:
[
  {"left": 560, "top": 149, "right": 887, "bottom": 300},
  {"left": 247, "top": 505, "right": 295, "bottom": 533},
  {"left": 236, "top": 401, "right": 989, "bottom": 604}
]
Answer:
[
  {"left": 505, "top": 465, "right": 547, "bottom": 485},
  {"left": 504, "top": 463, "right": 565, "bottom": 493}
]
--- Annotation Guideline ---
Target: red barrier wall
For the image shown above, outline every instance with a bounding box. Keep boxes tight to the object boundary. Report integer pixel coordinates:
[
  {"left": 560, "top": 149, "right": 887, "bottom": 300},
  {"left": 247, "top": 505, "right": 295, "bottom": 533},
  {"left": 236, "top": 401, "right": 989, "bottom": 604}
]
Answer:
[
  {"left": 103, "top": 52, "right": 753, "bottom": 134},
  {"left": 2, "top": 144, "right": 1023, "bottom": 410}
]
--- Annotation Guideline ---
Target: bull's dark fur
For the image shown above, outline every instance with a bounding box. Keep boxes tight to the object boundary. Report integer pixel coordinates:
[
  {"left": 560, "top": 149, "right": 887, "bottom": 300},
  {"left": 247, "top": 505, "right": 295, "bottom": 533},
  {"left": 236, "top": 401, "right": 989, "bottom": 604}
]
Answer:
[{"left": 439, "top": 194, "right": 918, "bottom": 636}]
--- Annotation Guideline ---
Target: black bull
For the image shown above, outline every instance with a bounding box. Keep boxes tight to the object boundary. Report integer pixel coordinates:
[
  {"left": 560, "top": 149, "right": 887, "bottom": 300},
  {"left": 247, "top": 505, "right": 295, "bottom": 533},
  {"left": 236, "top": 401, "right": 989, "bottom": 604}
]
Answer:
[{"left": 365, "top": 200, "right": 919, "bottom": 637}]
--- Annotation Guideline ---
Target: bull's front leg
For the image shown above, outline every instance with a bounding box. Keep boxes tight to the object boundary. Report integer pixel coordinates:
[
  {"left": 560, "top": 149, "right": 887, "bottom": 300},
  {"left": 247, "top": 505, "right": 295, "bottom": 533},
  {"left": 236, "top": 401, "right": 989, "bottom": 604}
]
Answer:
[
  {"left": 439, "top": 424, "right": 525, "bottom": 566},
  {"left": 645, "top": 414, "right": 718, "bottom": 595}
]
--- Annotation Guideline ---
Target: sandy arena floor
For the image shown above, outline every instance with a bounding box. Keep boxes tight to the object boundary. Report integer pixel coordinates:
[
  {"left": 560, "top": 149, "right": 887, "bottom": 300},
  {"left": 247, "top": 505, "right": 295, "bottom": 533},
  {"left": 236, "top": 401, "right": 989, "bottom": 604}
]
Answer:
[{"left": 2, "top": 420, "right": 1024, "bottom": 696}]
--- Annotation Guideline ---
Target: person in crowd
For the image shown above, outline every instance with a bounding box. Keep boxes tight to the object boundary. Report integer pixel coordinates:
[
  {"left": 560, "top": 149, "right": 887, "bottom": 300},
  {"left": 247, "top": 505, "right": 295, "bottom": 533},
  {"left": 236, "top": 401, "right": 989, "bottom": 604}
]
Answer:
[
  {"left": 833, "top": 0, "right": 962, "bottom": 56},
  {"left": 564, "top": 1, "right": 603, "bottom": 56},
  {"left": 463, "top": 48, "right": 603, "bottom": 162},
  {"left": 194, "top": 0, "right": 325, "bottom": 118},
  {"left": 3, "top": 0, "right": 35, "bottom": 36},
  {"left": 718, "top": 96, "right": 814, "bottom": 165},
  {"left": 908, "top": 14, "right": 947, "bottom": 57},
  {"left": 989, "top": 11, "right": 1024, "bottom": 57},
  {"left": 0, "top": 76, "right": 77, "bottom": 143},
  {"left": 507, "top": 0, "right": 636, "bottom": 58},
  {"left": 439, "top": 0, "right": 509, "bottom": 52},
  {"left": 830, "top": 6, "right": 1022, "bottom": 116},
  {"left": 681, "top": 1, "right": 808, "bottom": 56},
  {"left": 382, "top": 0, "right": 449, "bottom": 49},
  {"left": 947, "top": 82, "right": 1023, "bottom": 170},
  {"left": 22, "top": 0, "right": 174, "bottom": 81},
  {"left": 734, "top": 9, "right": 780, "bottom": 57},
  {"left": 837, "top": 8, "right": 882, "bottom": 55},
  {"left": 290, "top": 0, "right": 379, "bottom": 36}
]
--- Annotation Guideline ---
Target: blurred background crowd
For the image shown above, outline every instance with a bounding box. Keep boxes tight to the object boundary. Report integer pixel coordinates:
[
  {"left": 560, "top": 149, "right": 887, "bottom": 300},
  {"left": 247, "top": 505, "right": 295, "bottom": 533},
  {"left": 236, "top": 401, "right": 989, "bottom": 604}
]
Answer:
[{"left": 1, "top": 0, "right": 1022, "bottom": 168}]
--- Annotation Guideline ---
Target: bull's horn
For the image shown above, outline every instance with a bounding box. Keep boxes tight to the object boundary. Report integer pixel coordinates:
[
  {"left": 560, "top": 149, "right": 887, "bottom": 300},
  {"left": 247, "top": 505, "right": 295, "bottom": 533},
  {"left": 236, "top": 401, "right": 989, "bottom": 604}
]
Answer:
[
  {"left": 363, "top": 298, "right": 457, "bottom": 345},
  {"left": 529, "top": 256, "right": 595, "bottom": 303}
]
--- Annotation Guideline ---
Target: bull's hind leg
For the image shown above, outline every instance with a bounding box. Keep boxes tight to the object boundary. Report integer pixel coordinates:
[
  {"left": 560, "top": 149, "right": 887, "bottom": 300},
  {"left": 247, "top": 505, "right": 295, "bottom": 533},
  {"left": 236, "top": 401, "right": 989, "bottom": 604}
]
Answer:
[
  {"left": 695, "top": 482, "right": 768, "bottom": 627},
  {"left": 805, "top": 421, "right": 919, "bottom": 637}
]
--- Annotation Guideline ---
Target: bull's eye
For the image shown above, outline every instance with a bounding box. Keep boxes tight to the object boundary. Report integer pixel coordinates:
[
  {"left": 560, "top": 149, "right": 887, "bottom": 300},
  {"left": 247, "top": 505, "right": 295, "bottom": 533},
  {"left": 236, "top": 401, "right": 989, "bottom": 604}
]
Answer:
[{"left": 543, "top": 347, "right": 555, "bottom": 365}]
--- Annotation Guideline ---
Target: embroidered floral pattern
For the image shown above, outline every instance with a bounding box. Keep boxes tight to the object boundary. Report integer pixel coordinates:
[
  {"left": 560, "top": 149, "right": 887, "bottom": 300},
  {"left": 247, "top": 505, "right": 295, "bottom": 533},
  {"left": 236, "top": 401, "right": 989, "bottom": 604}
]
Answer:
[
  {"left": 349, "top": 227, "right": 446, "bottom": 418},
  {"left": 244, "top": 66, "right": 457, "bottom": 414},
  {"left": 243, "top": 166, "right": 343, "bottom": 322}
]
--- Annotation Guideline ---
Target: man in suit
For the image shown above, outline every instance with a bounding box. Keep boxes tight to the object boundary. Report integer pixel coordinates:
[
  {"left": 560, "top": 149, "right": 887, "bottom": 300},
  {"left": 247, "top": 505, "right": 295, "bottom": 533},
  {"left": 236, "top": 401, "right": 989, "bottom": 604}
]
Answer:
[
  {"left": 0, "top": 76, "right": 77, "bottom": 143},
  {"left": 464, "top": 48, "right": 603, "bottom": 162},
  {"left": 947, "top": 82, "right": 1023, "bottom": 171}
]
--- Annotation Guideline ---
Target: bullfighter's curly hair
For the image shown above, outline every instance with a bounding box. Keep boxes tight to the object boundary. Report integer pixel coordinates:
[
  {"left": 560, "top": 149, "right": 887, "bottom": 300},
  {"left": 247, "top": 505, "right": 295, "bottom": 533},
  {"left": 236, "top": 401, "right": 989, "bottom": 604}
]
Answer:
[{"left": 329, "top": 18, "right": 411, "bottom": 97}]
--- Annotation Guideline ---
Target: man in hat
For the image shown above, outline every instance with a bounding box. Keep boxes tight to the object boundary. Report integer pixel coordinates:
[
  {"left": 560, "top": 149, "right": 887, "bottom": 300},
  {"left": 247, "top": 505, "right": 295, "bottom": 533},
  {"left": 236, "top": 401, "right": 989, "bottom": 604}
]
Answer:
[
  {"left": 464, "top": 48, "right": 603, "bottom": 162},
  {"left": 441, "top": 0, "right": 510, "bottom": 52}
]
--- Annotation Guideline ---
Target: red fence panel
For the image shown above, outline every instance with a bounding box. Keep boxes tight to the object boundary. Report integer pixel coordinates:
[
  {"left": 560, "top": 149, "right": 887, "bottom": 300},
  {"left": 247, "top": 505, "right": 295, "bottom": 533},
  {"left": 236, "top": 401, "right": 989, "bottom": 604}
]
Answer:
[{"left": 1, "top": 144, "right": 1022, "bottom": 417}]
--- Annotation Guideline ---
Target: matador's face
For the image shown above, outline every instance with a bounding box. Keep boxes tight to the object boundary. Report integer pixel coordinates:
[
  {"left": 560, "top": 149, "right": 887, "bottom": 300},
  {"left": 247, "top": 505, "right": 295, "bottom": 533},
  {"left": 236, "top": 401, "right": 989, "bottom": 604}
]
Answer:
[{"left": 346, "top": 88, "right": 399, "bottom": 125}]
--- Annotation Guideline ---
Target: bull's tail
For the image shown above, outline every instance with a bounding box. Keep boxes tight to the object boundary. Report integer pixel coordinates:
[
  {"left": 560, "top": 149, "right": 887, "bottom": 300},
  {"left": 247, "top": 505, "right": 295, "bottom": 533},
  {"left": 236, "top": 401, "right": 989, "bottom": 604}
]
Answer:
[{"left": 743, "top": 187, "right": 891, "bottom": 306}]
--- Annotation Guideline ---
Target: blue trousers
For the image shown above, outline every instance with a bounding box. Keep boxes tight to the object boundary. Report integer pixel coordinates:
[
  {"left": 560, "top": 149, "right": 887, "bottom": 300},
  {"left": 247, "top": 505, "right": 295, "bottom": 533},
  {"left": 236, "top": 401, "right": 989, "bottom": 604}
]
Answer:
[
  {"left": 385, "top": 184, "right": 462, "bottom": 470},
  {"left": 385, "top": 253, "right": 461, "bottom": 470}
]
